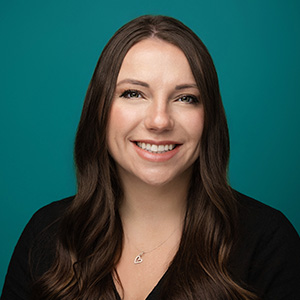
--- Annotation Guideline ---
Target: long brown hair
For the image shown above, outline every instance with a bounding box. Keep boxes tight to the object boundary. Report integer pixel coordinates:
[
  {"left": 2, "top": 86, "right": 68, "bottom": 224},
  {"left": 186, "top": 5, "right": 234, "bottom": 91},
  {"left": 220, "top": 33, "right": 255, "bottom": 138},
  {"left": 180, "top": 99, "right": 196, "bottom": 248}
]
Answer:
[{"left": 32, "top": 15, "right": 258, "bottom": 299}]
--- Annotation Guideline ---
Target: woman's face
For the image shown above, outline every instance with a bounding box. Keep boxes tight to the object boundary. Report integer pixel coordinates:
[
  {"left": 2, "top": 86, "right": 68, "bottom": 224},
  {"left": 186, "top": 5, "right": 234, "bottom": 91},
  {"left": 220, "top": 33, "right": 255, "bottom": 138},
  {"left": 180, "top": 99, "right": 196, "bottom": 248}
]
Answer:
[{"left": 107, "top": 38, "right": 204, "bottom": 187}]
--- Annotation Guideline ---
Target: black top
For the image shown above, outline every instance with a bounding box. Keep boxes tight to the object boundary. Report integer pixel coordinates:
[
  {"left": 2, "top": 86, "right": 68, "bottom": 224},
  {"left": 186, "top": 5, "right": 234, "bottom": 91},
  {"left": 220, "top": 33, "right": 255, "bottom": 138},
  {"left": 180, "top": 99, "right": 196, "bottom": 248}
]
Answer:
[{"left": 1, "top": 193, "right": 300, "bottom": 299}]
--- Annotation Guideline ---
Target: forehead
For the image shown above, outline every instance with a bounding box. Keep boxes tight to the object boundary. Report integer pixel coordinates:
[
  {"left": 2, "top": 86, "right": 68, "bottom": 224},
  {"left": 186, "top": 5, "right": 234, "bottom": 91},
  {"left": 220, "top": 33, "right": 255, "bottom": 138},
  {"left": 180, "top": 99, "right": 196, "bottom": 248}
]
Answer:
[{"left": 117, "top": 38, "right": 196, "bottom": 85}]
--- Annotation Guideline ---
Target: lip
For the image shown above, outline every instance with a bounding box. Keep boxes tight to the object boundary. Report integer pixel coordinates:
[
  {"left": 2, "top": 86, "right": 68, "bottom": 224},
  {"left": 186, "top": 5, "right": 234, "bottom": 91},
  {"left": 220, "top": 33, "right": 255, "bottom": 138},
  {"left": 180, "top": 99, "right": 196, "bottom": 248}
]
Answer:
[
  {"left": 131, "top": 140, "right": 182, "bottom": 162},
  {"left": 131, "top": 139, "right": 181, "bottom": 145}
]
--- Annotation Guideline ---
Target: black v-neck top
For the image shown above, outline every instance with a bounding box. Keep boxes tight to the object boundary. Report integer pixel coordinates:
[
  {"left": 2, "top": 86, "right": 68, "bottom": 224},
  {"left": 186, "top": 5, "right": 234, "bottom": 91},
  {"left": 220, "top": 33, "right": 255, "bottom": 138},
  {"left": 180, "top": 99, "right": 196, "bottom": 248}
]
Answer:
[
  {"left": 113, "top": 276, "right": 162, "bottom": 300},
  {"left": 112, "top": 268, "right": 166, "bottom": 299},
  {"left": 1, "top": 193, "right": 300, "bottom": 299}
]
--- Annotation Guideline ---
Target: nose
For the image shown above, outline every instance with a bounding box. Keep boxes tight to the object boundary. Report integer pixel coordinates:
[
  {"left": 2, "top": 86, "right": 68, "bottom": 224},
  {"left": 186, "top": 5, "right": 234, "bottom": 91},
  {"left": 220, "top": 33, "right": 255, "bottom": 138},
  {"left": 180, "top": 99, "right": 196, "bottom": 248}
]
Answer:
[{"left": 144, "top": 100, "right": 174, "bottom": 132}]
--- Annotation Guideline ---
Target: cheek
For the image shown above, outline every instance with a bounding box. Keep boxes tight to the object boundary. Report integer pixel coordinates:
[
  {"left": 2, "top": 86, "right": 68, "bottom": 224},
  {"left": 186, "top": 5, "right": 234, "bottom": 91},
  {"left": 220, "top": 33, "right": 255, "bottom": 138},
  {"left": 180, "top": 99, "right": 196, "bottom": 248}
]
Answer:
[
  {"left": 107, "top": 102, "right": 140, "bottom": 147},
  {"left": 181, "top": 109, "right": 205, "bottom": 140},
  {"left": 109, "top": 102, "right": 142, "bottom": 127},
  {"left": 109, "top": 104, "right": 126, "bottom": 130},
  {"left": 107, "top": 105, "right": 122, "bottom": 150},
  {"left": 108, "top": 104, "right": 129, "bottom": 138}
]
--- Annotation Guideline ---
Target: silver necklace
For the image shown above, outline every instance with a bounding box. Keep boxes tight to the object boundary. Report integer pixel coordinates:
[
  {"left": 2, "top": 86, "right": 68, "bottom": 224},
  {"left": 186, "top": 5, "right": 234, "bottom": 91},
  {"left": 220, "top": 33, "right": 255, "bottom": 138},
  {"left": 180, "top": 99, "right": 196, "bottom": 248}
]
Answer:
[{"left": 125, "top": 227, "right": 180, "bottom": 265}]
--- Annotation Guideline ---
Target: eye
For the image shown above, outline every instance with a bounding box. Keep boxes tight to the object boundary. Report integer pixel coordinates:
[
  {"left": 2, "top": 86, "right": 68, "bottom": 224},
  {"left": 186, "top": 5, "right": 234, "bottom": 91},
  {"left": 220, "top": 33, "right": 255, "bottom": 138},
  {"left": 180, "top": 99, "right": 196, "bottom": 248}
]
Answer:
[
  {"left": 177, "top": 95, "right": 199, "bottom": 104},
  {"left": 120, "top": 90, "right": 142, "bottom": 99}
]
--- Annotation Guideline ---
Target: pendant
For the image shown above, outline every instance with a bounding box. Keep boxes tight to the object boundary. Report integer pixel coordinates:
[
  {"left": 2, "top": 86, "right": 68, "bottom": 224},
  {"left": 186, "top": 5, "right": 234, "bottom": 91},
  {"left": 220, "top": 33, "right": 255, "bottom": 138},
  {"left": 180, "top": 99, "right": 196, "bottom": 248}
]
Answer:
[{"left": 134, "top": 252, "right": 144, "bottom": 264}]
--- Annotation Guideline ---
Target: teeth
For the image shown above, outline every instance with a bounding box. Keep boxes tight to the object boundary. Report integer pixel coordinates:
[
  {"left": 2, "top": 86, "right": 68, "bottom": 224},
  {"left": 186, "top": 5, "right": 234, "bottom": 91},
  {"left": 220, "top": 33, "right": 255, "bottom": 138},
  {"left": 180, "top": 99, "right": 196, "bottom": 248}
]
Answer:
[
  {"left": 136, "top": 142, "right": 176, "bottom": 153},
  {"left": 151, "top": 144, "right": 158, "bottom": 152}
]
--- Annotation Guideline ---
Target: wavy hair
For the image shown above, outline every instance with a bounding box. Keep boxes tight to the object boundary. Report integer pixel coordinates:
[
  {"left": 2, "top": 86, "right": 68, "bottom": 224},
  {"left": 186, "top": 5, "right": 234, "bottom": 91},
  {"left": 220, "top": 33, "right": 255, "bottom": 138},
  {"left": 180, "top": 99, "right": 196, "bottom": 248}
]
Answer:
[{"left": 32, "top": 15, "right": 258, "bottom": 299}]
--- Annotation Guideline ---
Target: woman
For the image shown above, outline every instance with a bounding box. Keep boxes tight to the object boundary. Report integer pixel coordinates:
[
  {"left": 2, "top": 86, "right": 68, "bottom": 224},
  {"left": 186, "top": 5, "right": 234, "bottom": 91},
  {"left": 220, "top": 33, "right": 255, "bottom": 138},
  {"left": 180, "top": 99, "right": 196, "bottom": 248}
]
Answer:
[{"left": 1, "top": 15, "right": 300, "bottom": 300}]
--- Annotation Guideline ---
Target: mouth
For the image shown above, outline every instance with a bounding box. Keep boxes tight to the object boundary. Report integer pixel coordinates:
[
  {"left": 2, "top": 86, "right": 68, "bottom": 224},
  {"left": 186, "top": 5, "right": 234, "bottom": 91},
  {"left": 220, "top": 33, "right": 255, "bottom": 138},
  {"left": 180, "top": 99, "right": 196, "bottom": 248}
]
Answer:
[{"left": 135, "top": 142, "right": 178, "bottom": 154}]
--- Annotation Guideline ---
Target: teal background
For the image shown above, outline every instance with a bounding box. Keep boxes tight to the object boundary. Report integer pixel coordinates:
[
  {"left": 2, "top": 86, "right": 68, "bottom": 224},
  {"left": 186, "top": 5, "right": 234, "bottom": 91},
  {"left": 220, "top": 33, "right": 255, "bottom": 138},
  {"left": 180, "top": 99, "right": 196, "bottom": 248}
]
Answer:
[{"left": 1, "top": 0, "right": 299, "bottom": 291}]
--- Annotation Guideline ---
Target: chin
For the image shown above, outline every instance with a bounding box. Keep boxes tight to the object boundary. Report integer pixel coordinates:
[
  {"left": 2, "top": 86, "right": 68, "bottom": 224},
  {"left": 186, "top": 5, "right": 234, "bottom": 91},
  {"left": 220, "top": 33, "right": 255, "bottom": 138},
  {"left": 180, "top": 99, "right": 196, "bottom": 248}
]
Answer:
[
  {"left": 143, "top": 179, "right": 171, "bottom": 187},
  {"left": 139, "top": 174, "right": 178, "bottom": 187}
]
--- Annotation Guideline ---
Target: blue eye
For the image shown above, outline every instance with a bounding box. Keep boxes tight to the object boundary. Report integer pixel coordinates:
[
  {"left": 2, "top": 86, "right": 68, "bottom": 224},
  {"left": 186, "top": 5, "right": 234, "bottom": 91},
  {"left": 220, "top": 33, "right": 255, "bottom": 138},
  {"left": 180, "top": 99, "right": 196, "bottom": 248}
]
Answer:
[
  {"left": 120, "top": 90, "right": 142, "bottom": 99},
  {"left": 177, "top": 95, "right": 199, "bottom": 104}
]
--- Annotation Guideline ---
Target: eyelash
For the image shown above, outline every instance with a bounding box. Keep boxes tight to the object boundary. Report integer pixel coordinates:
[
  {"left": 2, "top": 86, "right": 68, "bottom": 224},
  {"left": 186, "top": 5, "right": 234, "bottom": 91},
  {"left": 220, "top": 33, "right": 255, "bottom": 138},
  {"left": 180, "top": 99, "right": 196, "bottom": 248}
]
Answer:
[
  {"left": 119, "top": 89, "right": 200, "bottom": 104},
  {"left": 177, "top": 95, "right": 199, "bottom": 104},
  {"left": 120, "top": 89, "right": 143, "bottom": 99}
]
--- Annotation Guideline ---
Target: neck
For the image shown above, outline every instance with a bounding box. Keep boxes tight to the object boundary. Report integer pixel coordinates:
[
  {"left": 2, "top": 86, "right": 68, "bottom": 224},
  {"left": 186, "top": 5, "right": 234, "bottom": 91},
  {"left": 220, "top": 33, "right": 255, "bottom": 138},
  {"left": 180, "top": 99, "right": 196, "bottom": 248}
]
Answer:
[
  {"left": 118, "top": 169, "right": 191, "bottom": 233},
  {"left": 116, "top": 169, "right": 191, "bottom": 271}
]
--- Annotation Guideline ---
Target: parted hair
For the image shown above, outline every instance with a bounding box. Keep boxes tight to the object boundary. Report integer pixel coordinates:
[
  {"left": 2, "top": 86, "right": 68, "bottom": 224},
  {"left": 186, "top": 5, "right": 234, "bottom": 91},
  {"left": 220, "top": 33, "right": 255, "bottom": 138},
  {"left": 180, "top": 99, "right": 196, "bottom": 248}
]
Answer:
[{"left": 32, "top": 15, "right": 258, "bottom": 299}]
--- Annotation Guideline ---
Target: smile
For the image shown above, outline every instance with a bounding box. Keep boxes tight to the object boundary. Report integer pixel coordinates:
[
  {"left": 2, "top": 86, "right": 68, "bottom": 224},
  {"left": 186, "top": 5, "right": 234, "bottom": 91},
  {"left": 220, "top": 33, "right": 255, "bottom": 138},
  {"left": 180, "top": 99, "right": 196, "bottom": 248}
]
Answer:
[{"left": 136, "top": 142, "right": 176, "bottom": 153}]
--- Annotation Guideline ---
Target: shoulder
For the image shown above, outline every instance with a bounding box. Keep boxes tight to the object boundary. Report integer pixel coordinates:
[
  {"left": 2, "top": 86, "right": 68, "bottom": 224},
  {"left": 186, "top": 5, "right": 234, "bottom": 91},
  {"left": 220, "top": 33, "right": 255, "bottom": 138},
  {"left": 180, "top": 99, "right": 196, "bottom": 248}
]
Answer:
[
  {"left": 233, "top": 191, "right": 300, "bottom": 257},
  {"left": 234, "top": 191, "right": 299, "bottom": 244},
  {"left": 9, "top": 196, "right": 75, "bottom": 250},
  {"left": 231, "top": 191, "right": 300, "bottom": 299},
  {"left": 18, "top": 196, "right": 74, "bottom": 247},
  {"left": 13, "top": 195, "right": 74, "bottom": 259},
  {"left": 26, "top": 196, "right": 74, "bottom": 269},
  {"left": 29, "top": 195, "right": 74, "bottom": 226},
  {"left": 1, "top": 196, "right": 74, "bottom": 299}
]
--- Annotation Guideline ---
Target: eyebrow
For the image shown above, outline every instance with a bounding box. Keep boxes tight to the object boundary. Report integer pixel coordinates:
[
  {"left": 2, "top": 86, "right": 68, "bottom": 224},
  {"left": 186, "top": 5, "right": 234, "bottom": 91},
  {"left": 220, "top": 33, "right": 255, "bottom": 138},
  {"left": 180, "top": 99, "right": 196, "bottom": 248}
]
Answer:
[
  {"left": 117, "top": 79, "right": 199, "bottom": 91},
  {"left": 175, "top": 83, "right": 198, "bottom": 90},
  {"left": 117, "top": 79, "right": 149, "bottom": 87}
]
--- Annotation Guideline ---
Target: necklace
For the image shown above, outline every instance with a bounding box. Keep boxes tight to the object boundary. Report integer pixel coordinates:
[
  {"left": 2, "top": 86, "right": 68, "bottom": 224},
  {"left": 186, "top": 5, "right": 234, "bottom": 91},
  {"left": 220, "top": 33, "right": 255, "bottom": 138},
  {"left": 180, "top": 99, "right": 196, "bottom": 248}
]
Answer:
[{"left": 125, "top": 226, "right": 180, "bottom": 265}]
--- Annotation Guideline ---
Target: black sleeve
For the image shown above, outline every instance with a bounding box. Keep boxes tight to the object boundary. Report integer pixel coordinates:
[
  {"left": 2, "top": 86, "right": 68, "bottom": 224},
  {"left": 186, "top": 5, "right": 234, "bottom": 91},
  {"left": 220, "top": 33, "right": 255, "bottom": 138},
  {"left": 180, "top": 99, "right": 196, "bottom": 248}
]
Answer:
[
  {"left": 1, "top": 211, "right": 39, "bottom": 299},
  {"left": 230, "top": 196, "right": 300, "bottom": 300},
  {"left": 0, "top": 198, "right": 72, "bottom": 300},
  {"left": 249, "top": 211, "right": 300, "bottom": 299}
]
